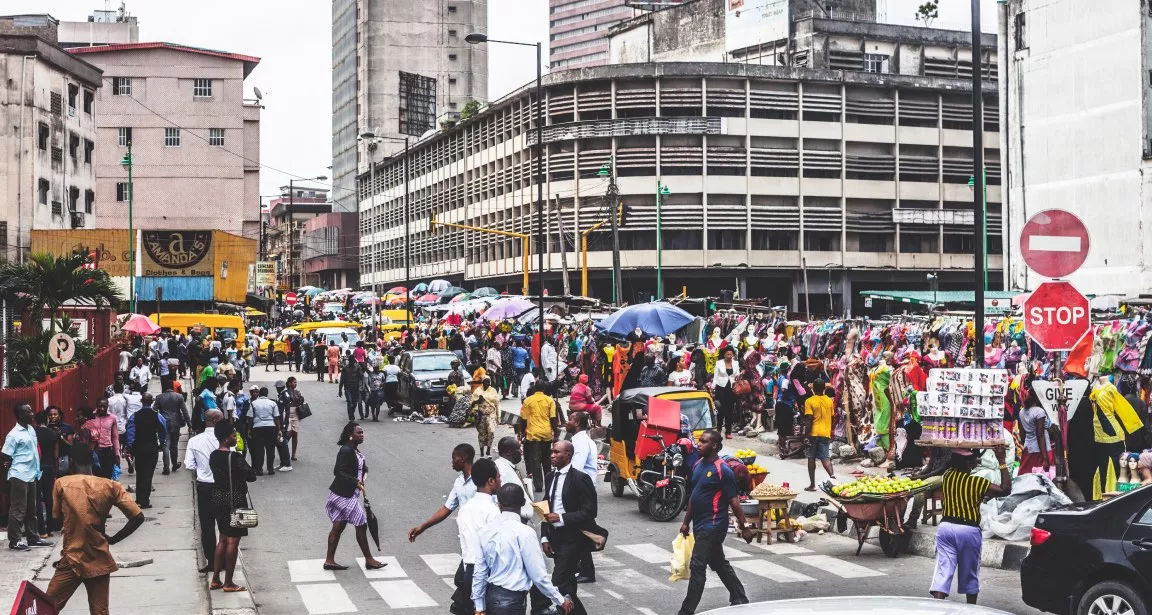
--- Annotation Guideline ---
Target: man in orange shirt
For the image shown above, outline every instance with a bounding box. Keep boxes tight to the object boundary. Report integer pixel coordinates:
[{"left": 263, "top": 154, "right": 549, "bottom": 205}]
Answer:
[
  {"left": 47, "top": 474, "right": 145, "bottom": 614},
  {"left": 803, "top": 380, "right": 837, "bottom": 491}
]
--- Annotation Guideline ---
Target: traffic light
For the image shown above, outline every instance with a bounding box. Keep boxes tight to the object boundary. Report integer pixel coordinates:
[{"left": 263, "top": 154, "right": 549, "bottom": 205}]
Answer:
[
  {"left": 618, "top": 202, "right": 630, "bottom": 227},
  {"left": 706, "top": 297, "right": 716, "bottom": 316}
]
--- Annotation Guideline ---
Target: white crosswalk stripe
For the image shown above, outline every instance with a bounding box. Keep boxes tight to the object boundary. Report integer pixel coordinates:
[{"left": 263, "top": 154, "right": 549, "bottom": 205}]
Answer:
[
  {"left": 731, "top": 559, "right": 816, "bottom": 583},
  {"left": 616, "top": 543, "right": 672, "bottom": 564},
  {"left": 296, "top": 583, "right": 358, "bottom": 614},
  {"left": 371, "top": 580, "right": 439, "bottom": 609},
  {"left": 748, "top": 541, "right": 813, "bottom": 555},
  {"left": 790, "top": 554, "right": 886, "bottom": 578},
  {"left": 289, "top": 559, "right": 337, "bottom": 583},
  {"left": 356, "top": 556, "right": 407, "bottom": 579},
  {"left": 603, "top": 567, "right": 672, "bottom": 593},
  {"left": 419, "top": 553, "right": 461, "bottom": 576}
]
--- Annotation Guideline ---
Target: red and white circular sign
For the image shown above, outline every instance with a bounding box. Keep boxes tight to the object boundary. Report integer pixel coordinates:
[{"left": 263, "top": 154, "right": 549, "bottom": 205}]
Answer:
[
  {"left": 284, "top": 291, "right": 298, "bottom": 306},
  {"left": 1020, "top": 209, "right": 1090, "bottom": 279},
  {"left": 1023, "top": 281, "right": 1091, "bottom": 352}
]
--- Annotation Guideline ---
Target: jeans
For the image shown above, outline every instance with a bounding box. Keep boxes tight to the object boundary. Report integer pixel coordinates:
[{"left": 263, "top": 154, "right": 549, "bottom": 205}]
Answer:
[
  {"left": 94, "top": 447, "right": 115, "bottom": 480},
  {"left": 277, "top": 423, "right": 292, "bottom": 467},
  {"left": 134, "top": 449, "right": 159, "bottom": 506},
  {"left": 163, "top": 427, "right": 182, "bottom": 471},
  {"left": 194, "top": 481, "right": 217, "bottom": 565},
  {"left": 8, "top": 478, "right": 39, "bottom": 545},
  {"left": 485, "top": 584, "right": 528, "bottom": 615},
  {"left": 37, "top": 467, "right": 57, "bottom": 534},
  {"left": 346, "top": 391, "right": 362, "bottom": 421},
  {"left": 250, "top": 426, "right": 279, "bottom": 474},
  {"left": 678, "top": 527, "right": 747, "bottom": 615}
]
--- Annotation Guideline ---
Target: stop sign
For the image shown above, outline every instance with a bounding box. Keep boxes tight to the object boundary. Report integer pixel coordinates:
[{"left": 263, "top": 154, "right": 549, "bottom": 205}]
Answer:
[
  {"left": 1020, "top": 209, "right": 1090, "bottom": 279},
  {"left": 1023, "top": 281, "right": 1091, "bottom": 352},
  {"left": 284, "top": 291, "right": 298, "bottom": 306}
]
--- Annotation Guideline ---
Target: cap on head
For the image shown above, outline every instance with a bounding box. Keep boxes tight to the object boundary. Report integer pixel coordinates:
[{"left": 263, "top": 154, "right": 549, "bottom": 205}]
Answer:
[{"left": 274, "top": 380, "right": 285, "bottom": 388}]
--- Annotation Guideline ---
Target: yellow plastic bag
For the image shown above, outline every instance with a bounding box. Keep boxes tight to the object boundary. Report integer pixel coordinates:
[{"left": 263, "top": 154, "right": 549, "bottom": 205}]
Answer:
[{"left": 669, "top": 532, "right": 694, "bottom": 582}]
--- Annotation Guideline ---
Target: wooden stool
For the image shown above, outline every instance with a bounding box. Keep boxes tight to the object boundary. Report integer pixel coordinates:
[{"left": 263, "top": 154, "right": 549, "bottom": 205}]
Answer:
[
  {"left": 751, "top": 498, "right": 797, "bottom": 544},
  {"left": 922, "top": 489, "right": 943, "bottom": 526}
]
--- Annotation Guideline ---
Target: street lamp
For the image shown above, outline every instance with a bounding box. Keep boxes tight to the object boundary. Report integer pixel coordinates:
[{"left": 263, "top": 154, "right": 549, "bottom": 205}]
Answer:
[
  {"left": 466, "top": 32, "right": 546, "bottom": 331},
  {"left": 926, "top": 272, "right": 939, "bottom": 312},
  {"left": 120, "top": 142, "right": 135, "bottom": 313},
  {"left": 656, "top": 182, "right": 670, "bottom": 299},
  {"left": 287, "top": 175, "right": 327, "bottom": 291},
  {"left": 359, "top": 131, "right": 411, "bottom": 320}
]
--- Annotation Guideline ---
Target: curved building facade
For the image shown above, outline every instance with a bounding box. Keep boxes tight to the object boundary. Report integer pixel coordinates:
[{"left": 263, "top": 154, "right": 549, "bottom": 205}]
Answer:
[{"left": 358, "top": 62, "right": 1001, "bottom": 314}]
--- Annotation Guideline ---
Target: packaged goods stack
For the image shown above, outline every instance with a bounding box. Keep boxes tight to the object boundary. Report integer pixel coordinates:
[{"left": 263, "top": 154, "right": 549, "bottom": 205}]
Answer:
[{"left": 916, "top": 369, "right": 1008, "bottom": 447}]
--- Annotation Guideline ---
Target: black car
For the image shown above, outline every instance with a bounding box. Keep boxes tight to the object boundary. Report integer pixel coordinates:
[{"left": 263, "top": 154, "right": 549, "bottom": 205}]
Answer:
[
  {"left": 396, "top": 350, "right": 459, "bottom": 410},
  {"left": 1021, "top": 486, "right": 1152, "bottom": 615}
]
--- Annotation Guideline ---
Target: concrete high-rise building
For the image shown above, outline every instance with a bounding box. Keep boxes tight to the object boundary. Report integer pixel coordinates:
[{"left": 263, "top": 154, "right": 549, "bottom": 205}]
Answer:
[
  {"left": 549, "top": 0, "right": 640, "bottom": 70},
  {"left": 0, "top": 14, "right": 103, "bottom": 262},
  {"left": 58, "top": 4, "right": 139, "bottom": 49},
  {"left": 331, "top": 0, "right": 488, "bottom": 213},
  {"left": 68, "top": 42, "right": 263, "bottom": 237}
]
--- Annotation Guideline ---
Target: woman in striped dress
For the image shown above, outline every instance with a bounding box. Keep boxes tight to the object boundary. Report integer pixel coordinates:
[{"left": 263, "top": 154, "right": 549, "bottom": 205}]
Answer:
[{"left": 322, "top": 422, "right": 385, "bottom": 571}]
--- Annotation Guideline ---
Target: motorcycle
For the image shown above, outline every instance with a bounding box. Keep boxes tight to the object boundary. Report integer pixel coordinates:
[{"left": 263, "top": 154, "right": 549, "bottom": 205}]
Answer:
[{"left": 636, "top": 434, "right": 693, "bottom": 522}]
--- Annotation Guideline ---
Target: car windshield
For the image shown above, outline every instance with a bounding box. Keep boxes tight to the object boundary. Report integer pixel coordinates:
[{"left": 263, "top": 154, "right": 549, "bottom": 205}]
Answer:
[
  {"left": 677, "top": 398, "right": 713, "bottom": 431},
  {"left": 412, "top": 354, "right": 457, "bottom": 371},
  {"left": 324, "top": 332, "right": 359, "bottom": 346},
  {"left": 215, "top": 327, "right": 239, "bottom": 342}
]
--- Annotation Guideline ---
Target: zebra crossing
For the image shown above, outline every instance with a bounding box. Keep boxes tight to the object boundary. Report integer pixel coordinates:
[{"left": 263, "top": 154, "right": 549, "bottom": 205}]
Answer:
[{"left": 283, "top": 538, "right": 890, "bottom": 614}]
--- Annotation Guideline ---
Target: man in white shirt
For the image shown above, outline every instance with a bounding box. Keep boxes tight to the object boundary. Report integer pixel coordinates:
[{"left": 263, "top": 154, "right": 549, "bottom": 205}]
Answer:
[
  {"left": 564, "top": 411, "right": 599, "bottom": 584},
  {"left": 184, "top": 409, "right": 224, "bottom": 572},
  {"left": 541, "top": 340, "right": 558, "bottom": 383},
  {"left": 494, "top": 436, "right": 535, "bottom": 519},
  {"left": 453, "top": 458, "right": 501, "bottom": 615},
  {"left": 118, "top": 348, "right": 132, "bottom": 377},
  {"left": 122, "top": 388, "right": 143, "bottom": 475},
  {"left": 129, "top": 358, "right": 151, "bottom": 393},
  {"left": 473, "top": 484, "right": 573, "bottom": 615},
  {"left": 107, "top": 383, "right": 132, "bottom": 474}
]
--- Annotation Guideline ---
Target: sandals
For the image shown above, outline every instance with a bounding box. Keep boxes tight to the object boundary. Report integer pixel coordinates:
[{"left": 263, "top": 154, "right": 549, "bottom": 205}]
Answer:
[
  {"left": 365, "top": 561, "right": 388, "bottom": 570},
  {"left": 209, "top": 581, "right": 224, "bottom": 590},
  {"left": 222, "top": 585, "right": 247, "bottom": 593},
  {"left": 323, "top": 563, "right": 349, "bottom": 571}
]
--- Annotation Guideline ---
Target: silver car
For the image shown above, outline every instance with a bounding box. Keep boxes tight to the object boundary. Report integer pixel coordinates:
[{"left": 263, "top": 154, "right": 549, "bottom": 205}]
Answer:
[{"left": 700, "top": 596, "right": 1013, "bottom": 614}]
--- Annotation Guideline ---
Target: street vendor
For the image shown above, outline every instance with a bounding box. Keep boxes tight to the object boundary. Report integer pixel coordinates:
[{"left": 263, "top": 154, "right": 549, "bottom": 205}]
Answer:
[{"left": 929, "top": 446, "right": 1011, "bottom": 605}]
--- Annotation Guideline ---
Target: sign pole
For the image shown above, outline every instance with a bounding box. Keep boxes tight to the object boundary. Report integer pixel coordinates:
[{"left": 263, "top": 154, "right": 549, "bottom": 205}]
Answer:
[{"left": 970, "top": 0, "right": 985, "bottom": 368}]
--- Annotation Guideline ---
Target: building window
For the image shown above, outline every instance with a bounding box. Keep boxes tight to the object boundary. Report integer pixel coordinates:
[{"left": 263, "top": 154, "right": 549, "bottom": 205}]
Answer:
[
  {"left": 118, "top": 127, "right": 132, "bottom": 147},
  {"left": 209, "top": 128, "right": 225, "bottom": 147},
  {"left": 164, "top": 127, "right": 181, "bottom": 147},
  {"left": 447, "top": 4, "right": 456, "bottom": 11},
  {"left": 113, "top": 77, "right": 132, "bottom": 96},
  {"left": 69, "top": 133, "right": 79, "bottom": 161},
  {"left": 1014, "top": 12, "right": 1027, "bottom": 51},
  {"left": 448, "top": 29, "right": 457, "bottom": 37},
  {"left": 84, "top": 139, "right": 94, "bottom": 163},
  {"left": 51, "top": 92, "right": 63, "bottom": 116},
  {"left": 38, "top": 123, "right": 49, "bottom": 150},
  {"left": 67, "top": 84, "right": 78, "bottom": 114},
  {"left": 864, "top": 54, "right": 889, "bottom": 74},
  {"left": 68, "top": 186, "right": 79, "bottom": 212},
  {"left": 193, "top": 78, "right": 213, "bottom": 98},
  {"left": 804, "top": 232, "right": 841, "bottom": 252},
  {"left": 38, "top": 179, "right": 49, "bottom": 205},
  {"left": 83, "top": 90, "right": 94, "bottom": 114},
  {"left": 448, "top": 77, "right": 457, "bottom": 85},
  {"left": 84, "top": 189, "right": 95, "bottom": 214},
  {"left": 398, "top": 71, "right": 437, "bottom": 136},
  {"left": 51, "top": 201, "right": 62, "bottom": 217},
  {"left": 116, "top": 182, "right": 131, "bottom": 202},
  {"left": 448, "top": 53, "right": 457, "bottom": 61}
]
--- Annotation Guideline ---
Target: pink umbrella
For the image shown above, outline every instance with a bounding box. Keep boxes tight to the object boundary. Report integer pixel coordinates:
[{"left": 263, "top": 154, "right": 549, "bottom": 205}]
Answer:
[{"left": 122, "top": 314, "right": 161, "bottom": 335}]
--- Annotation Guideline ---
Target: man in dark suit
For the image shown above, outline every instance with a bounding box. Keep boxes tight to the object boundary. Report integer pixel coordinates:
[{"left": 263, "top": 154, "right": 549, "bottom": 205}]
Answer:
[{"left": 541, "top": 441, "right": 597, "bottom": 615}]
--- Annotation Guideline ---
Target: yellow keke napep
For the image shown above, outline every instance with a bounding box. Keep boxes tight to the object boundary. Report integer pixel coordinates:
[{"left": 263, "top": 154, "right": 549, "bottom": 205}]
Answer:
[
  {"left": 257, "top": 320, "right": 356, "bottom": 360},
  {"left": 378, "top": 309, "right": 412, "bottom": 342},
  {"left": 149, "top": 313, "right": 245, "bottom": 347},
  {"left": 606, "top": 386, "right": 715, "bottom": 498}
]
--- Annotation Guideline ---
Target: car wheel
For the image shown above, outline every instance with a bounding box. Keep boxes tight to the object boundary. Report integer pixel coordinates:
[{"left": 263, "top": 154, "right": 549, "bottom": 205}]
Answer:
[
  {"left": 274, "top": 351, "right": 287, "bottom": 363},
  {"left": 609, "top": 467, "right": 625, "bottom": 498},
  {"left": 1079, "top": 580, "right": 1148, "bottom": 615}
]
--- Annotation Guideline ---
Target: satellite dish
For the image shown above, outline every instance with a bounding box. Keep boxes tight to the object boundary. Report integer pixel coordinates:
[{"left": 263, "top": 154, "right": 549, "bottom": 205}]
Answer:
[{"left": 253, "top": 87, "right": 263, "bottom": 100}]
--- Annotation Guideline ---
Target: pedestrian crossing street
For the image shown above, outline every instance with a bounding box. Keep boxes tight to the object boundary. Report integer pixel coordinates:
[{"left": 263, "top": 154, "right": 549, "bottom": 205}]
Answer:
[{"left": 283, "top": 538, "right": 888, "bottom": 613}]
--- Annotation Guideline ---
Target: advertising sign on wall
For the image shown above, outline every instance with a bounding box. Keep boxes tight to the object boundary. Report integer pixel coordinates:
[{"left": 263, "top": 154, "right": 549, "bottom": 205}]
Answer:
[
  {"left": 726, "top": 0, "right": 789, "bottom": 54},
  {"left": 255, "top": 261, "right": 276, "bottom": 287},
  {"left": 140, "top": 231, "right": 214, "bottom": 277}
]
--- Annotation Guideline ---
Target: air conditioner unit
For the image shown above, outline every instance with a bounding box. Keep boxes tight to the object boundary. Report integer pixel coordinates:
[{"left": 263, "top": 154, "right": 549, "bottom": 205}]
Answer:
[{"left": 70, "top": 211, "right": 85, "bottom": 229}]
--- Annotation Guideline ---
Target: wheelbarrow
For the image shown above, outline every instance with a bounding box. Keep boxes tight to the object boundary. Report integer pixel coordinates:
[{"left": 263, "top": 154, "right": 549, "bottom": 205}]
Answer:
[{"left": 835, "top": 495, "right": 912, "bottom": 558}]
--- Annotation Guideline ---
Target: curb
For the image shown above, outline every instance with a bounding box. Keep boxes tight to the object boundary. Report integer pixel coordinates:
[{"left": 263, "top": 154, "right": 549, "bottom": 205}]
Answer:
[{"left": 785, "top": 499, "right": 1030, "bottom": 570}]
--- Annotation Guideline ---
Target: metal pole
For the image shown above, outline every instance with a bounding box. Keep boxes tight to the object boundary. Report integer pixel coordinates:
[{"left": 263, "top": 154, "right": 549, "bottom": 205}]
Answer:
[
  {"left": 127, "top": 139, "right": 135, "bottom": 314},
  {"left": 801, "top": 256, "right": 810, "bottom": 321},
  {"left": 288, "top": 179, "right": 295, "bottom": 290},
  {"left": 404, "top": 137, "right": 412, "bottom": 321},
  {"left": 971, "top": 0, "right": 986, "bottom": 367},
  {"left": 656, "top": 180, "right": 663, "bottom": 299},
  {"left": 552, "top": 194, "right": 571, "bottom": 296},
  {"left": 535, "top": 42, "right": 545, "bottom": 328},
  {"left": 608, "top": 170, "right": 622, "bottom": 304}
]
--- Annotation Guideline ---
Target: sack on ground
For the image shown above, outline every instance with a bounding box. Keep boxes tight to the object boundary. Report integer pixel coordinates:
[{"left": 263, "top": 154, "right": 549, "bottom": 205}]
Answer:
[
  {"left": 795, "top": 513, "right": 829, "bottom": 532},
  {"left": 669, "top": 532, "right": 694, "bottom": 582}
]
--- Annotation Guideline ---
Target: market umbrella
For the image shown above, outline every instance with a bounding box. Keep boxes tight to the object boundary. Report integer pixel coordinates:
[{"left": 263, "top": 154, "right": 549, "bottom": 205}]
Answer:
[
  {"left": 471, "top": 287, "right": 499, "bottom": 298},
  {"left": 440, "top": 286, "right": 467, "bottom": 299},
  {"left": 364, "top": 494, "right": 380, "bottom": 550},
  {"left": 427, "top": 279, "right": 451, "bottom": 294},
  {"left": 387, "top": 293, "right": 409, "bottom": 306},
  {"left": 449, "top": 292, "right": 472, "bottom": 303},
  {"left": 412, "top": 282, "right": 429, "bottom": 294},
  {"left": 480, "top": 297, "right": 536, "bottom": 322},
  {"left": 414, "top": 293, "right": 441, "bottom": 306},
  {"left": 386, "top": 286, "right": 407, "bottom": 295},
  {"left": 122, "top": 313, "right": 161, "bottom": 335},
  {"left": 303, "top": 288, "right": 324, "bottom": 297},
  {"left": 596, "top": 301, "right": 694, "bottom": 337}
]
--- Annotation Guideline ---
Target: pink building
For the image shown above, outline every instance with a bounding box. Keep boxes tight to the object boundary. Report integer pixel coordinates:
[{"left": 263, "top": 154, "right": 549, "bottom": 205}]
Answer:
[{"left": 68, "top": 42, "right": 262, "bottom": 237}]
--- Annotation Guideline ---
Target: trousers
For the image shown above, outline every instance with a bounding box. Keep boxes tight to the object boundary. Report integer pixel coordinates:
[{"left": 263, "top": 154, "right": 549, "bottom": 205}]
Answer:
[
  {"left": 450, "top": 561, "right": 475, "bottom": 615},
  {"left": 486, "top": 584, "right": 528, "bottom": 615},
  {"left": 250, "top": 426, "right": 279, "bottom": 474},
  {"left": 133, "top": 449, "right": 159, "bottom": 507},
  {"left": 930, "top": 521, "right": 982, "bottom": 596},
  {"left": 46, "top": 567, "right": 111, "bottom": 615},
  {"left": 163, "top": 426, "right": 182, "bottom": 471},
  {"left": 7, "top": 478, "right": 38, "bottom": 544},
  {"left": 37, "top": 466, "right": 58, "bottom": 534},
  {"left": 94, "top": 447, "right": 115, "bottom": 480},
  {"left": 678, "top": 527, "right": 747, "bottom": 615},
  {"left": 523, "top": 440, "right": 552, "bottom": 493},
  {"left": 550, "top": 534, "right": 587, "bottom": 615},
  {"left": 194, "top": 481, "right": 218, "bottom": 565}
]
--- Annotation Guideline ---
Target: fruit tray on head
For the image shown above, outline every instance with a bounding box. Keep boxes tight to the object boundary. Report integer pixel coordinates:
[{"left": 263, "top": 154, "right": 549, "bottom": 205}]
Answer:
[
  {"left": 820, "top": 476, "right": 934, "bottom": 503},
  {"left": 734, "top": 449, "right": 758, "bottom": 466}
]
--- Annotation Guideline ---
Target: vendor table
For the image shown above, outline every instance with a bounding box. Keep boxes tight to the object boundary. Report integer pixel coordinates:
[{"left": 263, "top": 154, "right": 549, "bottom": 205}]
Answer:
[{"left": 749, "top": 496, "right": 797, "bottom": 544}]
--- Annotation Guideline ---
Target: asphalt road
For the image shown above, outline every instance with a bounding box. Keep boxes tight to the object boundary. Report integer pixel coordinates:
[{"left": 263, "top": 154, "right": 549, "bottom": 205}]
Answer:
[{"left": 238, "top": 369, "right": 1039, "bottom": 614}]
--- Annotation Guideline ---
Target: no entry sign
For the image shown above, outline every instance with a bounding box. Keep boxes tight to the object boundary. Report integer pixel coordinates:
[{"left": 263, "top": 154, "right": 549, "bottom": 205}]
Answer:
[
  {"left": 1023, "top": 281, "right": 1091, "bottom": 352},
  {"left": 1020, "top": 210, "right": 1090, "bottom": 279},
  {"left": 284, "top": 291, "right": 298, "bottom": 306}
]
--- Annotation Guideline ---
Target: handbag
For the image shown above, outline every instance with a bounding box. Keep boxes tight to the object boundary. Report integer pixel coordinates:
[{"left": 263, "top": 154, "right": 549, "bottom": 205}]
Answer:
[
  {"left": 296, "top": 403, "right": 313, "bottom": 421},
  {"left": 228, "top": 452, "right": 259, "bottom": 529},
  {"left": 733, "top": 377, "right": 752, "bottom": 396}
]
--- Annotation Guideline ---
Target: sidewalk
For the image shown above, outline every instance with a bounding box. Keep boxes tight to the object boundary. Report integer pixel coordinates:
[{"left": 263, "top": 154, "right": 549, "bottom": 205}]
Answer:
[
  {"left": 26, "top": 435, "right": 257, "bottom": 614},
  {"left": 735, "top": 430, "right": 1031, "bottom": 570}
]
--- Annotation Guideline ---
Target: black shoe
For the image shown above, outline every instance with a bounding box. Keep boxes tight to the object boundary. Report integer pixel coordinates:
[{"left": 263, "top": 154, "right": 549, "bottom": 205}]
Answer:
[
  {"left": 139, "top": 504, "right": 152, "bottom": 509},
  {"left": 162, "top": 469, "right": 171, "bottom": 475},
  {"left": 28, "top": 539, "right": 54, "bottom": 547},
  {"left": 576, "top": 575, "right": 595, "bottom": 584},
  {"left": 9, "top": 542, "right": 29, "bottom": 551},
  {"left": 254, "top": 470, "right": 264, "bottom": 476}
]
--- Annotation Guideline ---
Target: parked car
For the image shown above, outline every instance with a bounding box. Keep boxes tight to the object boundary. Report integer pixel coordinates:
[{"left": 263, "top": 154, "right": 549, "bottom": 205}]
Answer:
[
  {"left": 1021, "top": 486, "right": 1152, "bottom": 615},
  {"left": 396, "top": 350, "right": 459, "bottom": 410},
  {"left": 700, "top": 596, "right": 1011, "bottom": 614}
]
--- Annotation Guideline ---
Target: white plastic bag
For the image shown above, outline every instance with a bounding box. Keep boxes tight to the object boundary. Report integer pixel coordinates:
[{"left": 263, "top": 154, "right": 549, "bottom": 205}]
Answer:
[
  {"left": 669, "top": 533, "right": 694, "bottom": 582},
  {"left": 795, "top": 513, "right": 830, "bottom": 532}
]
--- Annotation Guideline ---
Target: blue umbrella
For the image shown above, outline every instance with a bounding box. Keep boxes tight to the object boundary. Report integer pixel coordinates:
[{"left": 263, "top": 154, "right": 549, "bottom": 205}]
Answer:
[{"left": 596, "top": 302, "right": 695, "bottom": 337}]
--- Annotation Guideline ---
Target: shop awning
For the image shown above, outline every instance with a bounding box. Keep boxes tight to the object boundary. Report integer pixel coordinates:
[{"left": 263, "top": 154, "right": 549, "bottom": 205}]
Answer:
[
  {"left": 859, "top": 290, "right": 1019, "bottom": 306},
  {"left": 245, "top": 307, "right": 267, "bottom": 317}
]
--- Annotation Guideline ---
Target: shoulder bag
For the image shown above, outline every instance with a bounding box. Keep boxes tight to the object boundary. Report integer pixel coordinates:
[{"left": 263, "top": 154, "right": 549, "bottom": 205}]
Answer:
[
  {"left": 296, "top": 402, "right": 313, "bottom": 420},
  {"left": 229, "top": 452, "right": 259, "bottom": 529},
  {"left": 732, "top": 376, "right": 752, "bottom": 396}
]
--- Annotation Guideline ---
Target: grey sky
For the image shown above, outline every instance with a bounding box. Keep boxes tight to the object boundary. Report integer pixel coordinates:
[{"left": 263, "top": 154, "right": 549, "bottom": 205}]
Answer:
[{"left": 21, "top": 0, "right": 997, "bottom": 200}]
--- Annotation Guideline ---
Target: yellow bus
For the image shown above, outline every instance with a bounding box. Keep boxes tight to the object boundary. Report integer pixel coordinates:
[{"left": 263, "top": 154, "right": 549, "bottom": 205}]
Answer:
[{"left": 149, "top": 313, "right": 246, "bottom": 346}]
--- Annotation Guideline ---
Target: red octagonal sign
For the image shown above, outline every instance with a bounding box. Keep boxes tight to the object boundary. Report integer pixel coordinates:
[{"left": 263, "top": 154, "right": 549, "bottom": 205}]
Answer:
[{"left": 1024, "top": 281, "right": 1091, "bottom": 352}]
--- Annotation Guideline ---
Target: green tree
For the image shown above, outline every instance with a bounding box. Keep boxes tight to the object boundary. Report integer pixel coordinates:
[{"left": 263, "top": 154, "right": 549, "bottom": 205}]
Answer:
[
  {"left": 915, "top": 1, "right": 939, "bottom": 27},
  {"left": 460, "top": 99, "right": 484, "bottom": 120}
]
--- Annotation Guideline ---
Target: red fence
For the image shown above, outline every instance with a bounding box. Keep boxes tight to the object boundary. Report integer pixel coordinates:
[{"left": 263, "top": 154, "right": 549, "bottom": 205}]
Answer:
[{"left": 0, "top": 344, "right": 118, "bottom": 435}]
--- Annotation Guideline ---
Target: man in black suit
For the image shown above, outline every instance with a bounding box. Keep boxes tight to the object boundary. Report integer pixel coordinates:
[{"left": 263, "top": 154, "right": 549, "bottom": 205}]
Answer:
[{"left": 541, "top": 441, "right": 596, "bottom": 615}]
